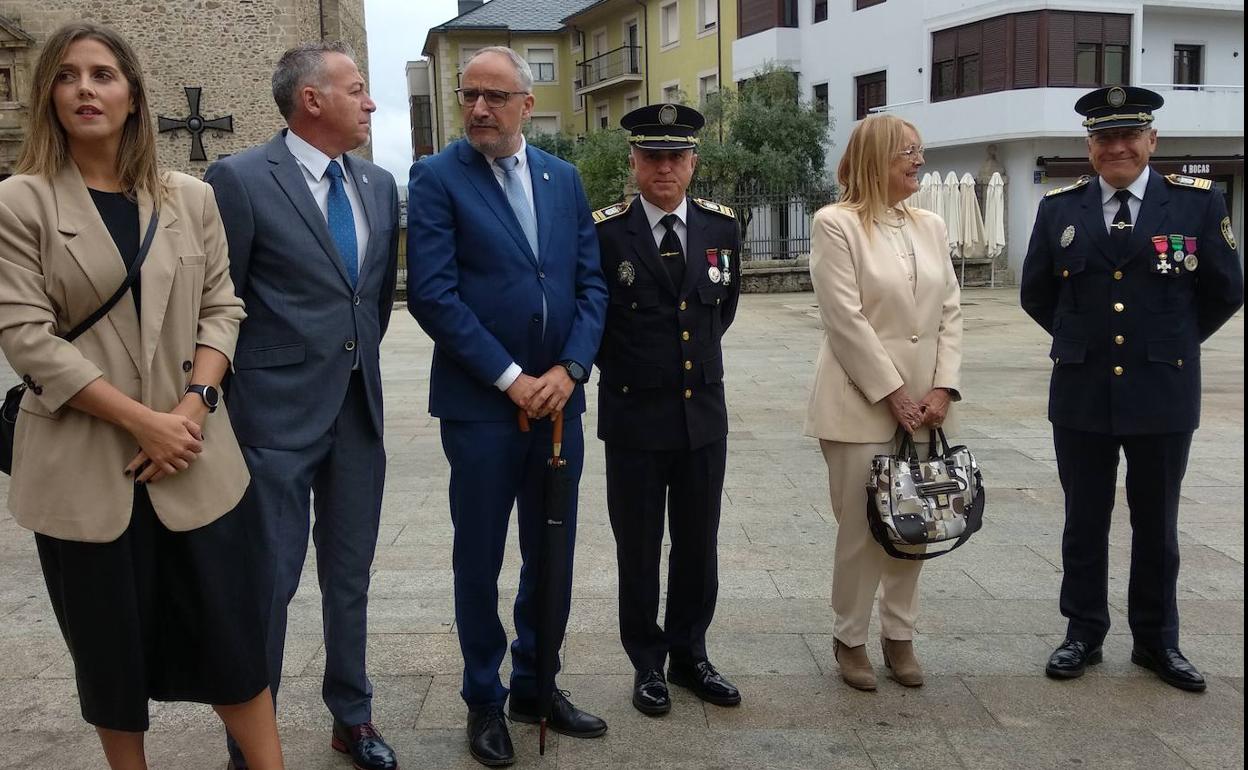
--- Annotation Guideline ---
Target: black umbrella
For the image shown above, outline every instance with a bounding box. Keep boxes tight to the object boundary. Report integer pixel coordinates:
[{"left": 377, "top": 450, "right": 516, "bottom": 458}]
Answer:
[{"left": 518, "top": 408, "right": 571, "bottom": 755}]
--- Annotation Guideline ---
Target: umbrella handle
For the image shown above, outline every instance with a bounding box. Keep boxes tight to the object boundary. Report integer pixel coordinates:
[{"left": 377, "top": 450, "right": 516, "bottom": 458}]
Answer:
[
  {"left": 518, "top": 409, "right": 531, "bottom": 433},
  {"left": 552, "top": 410, "right": 564, "bottom": 459}
]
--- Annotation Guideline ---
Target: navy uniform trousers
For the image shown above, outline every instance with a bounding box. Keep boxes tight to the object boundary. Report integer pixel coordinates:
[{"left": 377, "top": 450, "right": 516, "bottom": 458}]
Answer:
[{"left": 1021, "top": 168, "right": 1243, "bottom": 649}]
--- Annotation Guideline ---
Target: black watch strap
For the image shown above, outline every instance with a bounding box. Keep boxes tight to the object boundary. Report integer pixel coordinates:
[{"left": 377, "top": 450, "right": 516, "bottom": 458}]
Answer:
[{"left": 561, "top": 360, "right": 587, "bottom": 383}]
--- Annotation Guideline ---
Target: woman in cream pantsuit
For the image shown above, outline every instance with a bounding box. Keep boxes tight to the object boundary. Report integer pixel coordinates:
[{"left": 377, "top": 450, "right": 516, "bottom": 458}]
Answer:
[{"left": 805, "top": 114, "right": 963, "bottom": 691}]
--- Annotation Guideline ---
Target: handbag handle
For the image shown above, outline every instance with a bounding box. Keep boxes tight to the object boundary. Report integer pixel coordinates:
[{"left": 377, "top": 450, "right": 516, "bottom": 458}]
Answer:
[{"left": 63, "top": 209, "right": 159, "bottom": 342}]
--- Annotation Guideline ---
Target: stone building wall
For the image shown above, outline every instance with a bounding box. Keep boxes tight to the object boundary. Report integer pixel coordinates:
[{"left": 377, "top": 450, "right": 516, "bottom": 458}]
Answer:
[{"left": 0, "top": 0, "right": 372, "bottom": 178}]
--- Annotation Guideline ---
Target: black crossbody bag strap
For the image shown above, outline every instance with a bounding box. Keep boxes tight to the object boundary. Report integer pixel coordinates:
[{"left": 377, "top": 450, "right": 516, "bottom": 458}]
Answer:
[{"left": 63, "top": 209, "right": 159, "bottom": 342}]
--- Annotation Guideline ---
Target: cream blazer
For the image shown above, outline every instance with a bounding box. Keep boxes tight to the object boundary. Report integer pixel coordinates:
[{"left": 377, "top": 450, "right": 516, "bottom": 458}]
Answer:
[
  {"left": 0, "top": 163, "right": 249, "bottom": 542},
  {"left": 804, "top": 204, "right": 963, "bottom": 444}
]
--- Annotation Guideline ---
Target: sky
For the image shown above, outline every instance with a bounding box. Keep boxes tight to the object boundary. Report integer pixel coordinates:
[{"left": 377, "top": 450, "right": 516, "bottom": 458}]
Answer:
[{"left": 364, "top": 0, "right": 461, "bottom": 194}]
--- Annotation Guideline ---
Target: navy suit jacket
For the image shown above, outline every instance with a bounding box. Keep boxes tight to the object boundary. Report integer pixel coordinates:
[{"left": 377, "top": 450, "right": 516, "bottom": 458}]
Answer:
[
  {"left": 205, "top": 132, "right": 400, "bottom": 449},
  {"left": 1020, "top": 169, "right": 1243, "bottom": 435},
  {"left": 406, "top": 139, "right": 607, "bottom": 422}
]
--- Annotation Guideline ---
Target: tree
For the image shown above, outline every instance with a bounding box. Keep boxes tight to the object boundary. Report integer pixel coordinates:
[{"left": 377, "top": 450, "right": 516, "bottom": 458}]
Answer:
[{"left": 526, "top": 127, "right": 632, "bottom": 210}]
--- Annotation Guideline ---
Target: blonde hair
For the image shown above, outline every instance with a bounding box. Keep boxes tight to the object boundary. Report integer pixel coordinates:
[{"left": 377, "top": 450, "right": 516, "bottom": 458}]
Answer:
[
  {"left": 16, "top": 22, "right": 164, "bottom": 202},
  {"left": 836, "top": 114, "right": 920, "bottom": 231}
]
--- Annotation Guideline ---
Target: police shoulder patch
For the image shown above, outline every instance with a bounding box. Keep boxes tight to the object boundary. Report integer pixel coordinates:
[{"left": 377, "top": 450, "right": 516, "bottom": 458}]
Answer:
[
  {"left": 1044, "top": 176, "right": 1091, "bottom": 198},
  {"left": 693, "top": 198, "right": 736, "bottom": 219},
  {"left": 592, "top": 199, "right": 631, "bottom": 224},
  {"left": 1164, "top": 173, "right": 1213, "bottom": 191}
]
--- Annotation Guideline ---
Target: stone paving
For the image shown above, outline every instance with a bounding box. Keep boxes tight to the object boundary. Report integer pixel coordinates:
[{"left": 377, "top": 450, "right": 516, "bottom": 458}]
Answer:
[{"left": 0, "top": 289, "right": 1242, "bottom": 769}]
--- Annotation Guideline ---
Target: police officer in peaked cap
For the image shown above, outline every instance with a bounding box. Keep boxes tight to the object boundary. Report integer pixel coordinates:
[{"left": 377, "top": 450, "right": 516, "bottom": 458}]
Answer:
[
  {"left": 591, "top": 103, "right": 743, "bottom": 715},
  {"left": 1021, "top": 85, "right": 1243, "bottom": 691}
]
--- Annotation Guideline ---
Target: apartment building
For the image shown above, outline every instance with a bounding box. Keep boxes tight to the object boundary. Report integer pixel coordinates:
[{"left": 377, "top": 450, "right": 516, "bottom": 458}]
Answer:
[{"left": 733, "top": 0, "right": 1245, "bottom": 282}]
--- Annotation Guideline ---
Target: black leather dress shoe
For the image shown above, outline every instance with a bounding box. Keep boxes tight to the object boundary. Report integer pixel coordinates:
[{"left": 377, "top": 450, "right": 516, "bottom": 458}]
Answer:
[
  {"left": 632, "top": 669, "right": 671, "bottom": 715},
  {"left": 331, "top": 720, "right": 399, "bottom": 770},
  {"left": 509, "top": 689, "right": 607, "bottom": 738},
  {"left": 1132, "top": 646, "right": 1207, "bottom": 692},
  {"left": 668, "top": 659, "right": 741, "bottom": 706},
  {"left": 467, "top": 705, "right": 514, "bottom": 767},
  {"left": 1045, "top": 639, "right": 1102, "bottom": 679}
]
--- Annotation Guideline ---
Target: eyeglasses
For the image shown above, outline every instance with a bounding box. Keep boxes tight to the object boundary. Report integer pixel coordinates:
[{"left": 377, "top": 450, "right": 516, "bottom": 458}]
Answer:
[
  {"left": 896, "top": 144, "right": 926, "bottom": 159},
  {"left": 1091, "top": 128, "right": 1146, "bottom": 145},
  {"left": 455, "top": 88, "right": 529, "bottom": 109}
]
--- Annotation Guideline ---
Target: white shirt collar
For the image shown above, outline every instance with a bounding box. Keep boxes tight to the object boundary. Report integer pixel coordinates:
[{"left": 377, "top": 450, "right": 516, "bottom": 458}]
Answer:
[
  {"left": 487, "top": 136, "right": 528, "bottom": 171},
  {"left": 285, "top": 128, "right": 344, "bottom": 181},
  {"left": 1100, "top": 166, "right": 1150, "bottom": 204},
  {"left": 638, "top": 194, "right": 688, "bottom": 231}
]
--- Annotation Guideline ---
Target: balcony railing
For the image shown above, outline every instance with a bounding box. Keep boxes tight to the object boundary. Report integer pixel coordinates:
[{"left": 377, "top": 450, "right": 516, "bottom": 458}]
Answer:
[{"left": 578, "top": 46, "right": 643, "bottom": 92}]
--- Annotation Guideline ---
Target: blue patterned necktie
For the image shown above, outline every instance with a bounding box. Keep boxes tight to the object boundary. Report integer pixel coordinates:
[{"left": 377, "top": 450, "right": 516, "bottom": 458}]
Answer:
[
  {"left": 495, "top": 155, "right": 539, "bottom": 261},
  {"left": 324, "top": 160, "right": 359, "bottom": 286}
]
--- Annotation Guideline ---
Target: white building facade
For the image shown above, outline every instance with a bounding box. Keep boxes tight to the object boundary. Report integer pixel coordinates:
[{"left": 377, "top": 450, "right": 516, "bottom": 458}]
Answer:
[{"left": 733, "top": 0, "right": 1245, "bottom": 283}]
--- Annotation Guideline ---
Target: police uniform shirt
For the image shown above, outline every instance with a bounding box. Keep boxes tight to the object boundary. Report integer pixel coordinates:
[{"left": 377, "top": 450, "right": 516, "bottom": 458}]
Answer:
[
  {"left": 638, "top": 194, "right": 688, "bottom": 254},
  {"left": 1100, "top": 167, "right": 1147, "bottom": 233}
]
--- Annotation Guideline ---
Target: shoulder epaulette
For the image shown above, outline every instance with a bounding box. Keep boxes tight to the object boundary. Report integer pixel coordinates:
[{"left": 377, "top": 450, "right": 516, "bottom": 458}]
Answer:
[
  {"left": 692, "top": 198, "right": 736, "bottom": 219},
  {"left": 1164, "top": 173, "right": 1213, "bottom": 191},
  {"left": 1044, "top": 176, "right": 1091, "bottom": 198},
  {"left": 592, "top": 199, "right": 631, "bottom": 224}
]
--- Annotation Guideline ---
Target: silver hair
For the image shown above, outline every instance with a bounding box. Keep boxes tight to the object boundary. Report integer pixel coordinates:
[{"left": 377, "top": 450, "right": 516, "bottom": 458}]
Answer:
[
  {"left": 465, "top": 46, "right": 534, "bottom": 92},
  {"left": 272, "top": 41, "right": 355, "bottom": 119}
]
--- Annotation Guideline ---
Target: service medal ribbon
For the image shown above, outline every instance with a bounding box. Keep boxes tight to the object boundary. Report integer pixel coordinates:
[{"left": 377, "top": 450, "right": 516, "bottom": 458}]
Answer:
[
  {"left": 706, "top": 248, "right": 718, "bottom": 266},
  {"left": 1184, "top": 236, "right": 1197, "bottom": 255},
  {"left": 1152, "top": 236, "right": 1168, "bottom": 254}
]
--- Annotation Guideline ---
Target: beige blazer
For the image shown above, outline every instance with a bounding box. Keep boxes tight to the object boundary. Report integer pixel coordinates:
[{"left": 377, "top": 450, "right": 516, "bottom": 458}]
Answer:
[
  {"left": 0, "top": 163, "right": 249, "bottom": 542},
  {"left": 804, "top": 204, "right": 963, "bottom": 444}
]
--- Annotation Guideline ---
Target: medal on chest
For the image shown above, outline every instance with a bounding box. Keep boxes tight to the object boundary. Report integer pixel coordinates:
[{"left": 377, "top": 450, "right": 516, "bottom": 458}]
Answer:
[{"left": 706, "top": 248, "right": 721, "bottom": 283}]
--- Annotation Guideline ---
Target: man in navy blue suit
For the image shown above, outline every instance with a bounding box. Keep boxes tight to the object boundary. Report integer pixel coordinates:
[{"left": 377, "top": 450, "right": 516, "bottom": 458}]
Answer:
[
  {"left": 1021, "top": 86, "right": 1243, "bottom": 692},
  {"left": 406, "top": 47, "right": 608, "bottom": 767}
]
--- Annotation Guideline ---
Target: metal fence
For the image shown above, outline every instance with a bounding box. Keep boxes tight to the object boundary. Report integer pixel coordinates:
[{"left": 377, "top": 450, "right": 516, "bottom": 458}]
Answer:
[{"left": 691, "top": 181, "right": 835, "bottom": 261}]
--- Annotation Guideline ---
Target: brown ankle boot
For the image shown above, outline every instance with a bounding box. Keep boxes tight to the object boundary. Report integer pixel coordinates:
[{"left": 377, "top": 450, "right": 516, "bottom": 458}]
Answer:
[
  {"left": 881, "top": 638, "right": 924, "bottom": 687},
  {"left": 833, "top": 638, "right": 877, "bottom": 691}
]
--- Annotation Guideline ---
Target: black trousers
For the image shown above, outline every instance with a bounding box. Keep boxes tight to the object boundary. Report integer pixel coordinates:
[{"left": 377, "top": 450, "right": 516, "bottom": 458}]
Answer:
[
  {"left": 1053, "top": 426, "right": 1192, "bottom": 649},
  {"left": 605, "top": 438, "right": 726, "bottom": 672}
]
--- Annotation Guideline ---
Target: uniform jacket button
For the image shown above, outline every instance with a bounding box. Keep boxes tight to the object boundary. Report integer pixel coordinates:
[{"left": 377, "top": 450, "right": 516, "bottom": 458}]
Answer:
[
  {"left": 1113, "top": 270, "right": 1124, "bottom": 280},
  {"left": 1113, "top": 365, "right": 1124, "bottom": 376},
  {"left": 679, "top": 301, "right": 687, "bottom": 311},
  {"left": 684, "top": 360, "right": 692, "bottom": 371},
  {"left": 630, "top": 302, "right": 638, "bottom": 310},
  {"left": 622, "top": 385, "right": 629, "bottom": 394},
  {"left": 1114, "top": 335, "right": 1125, "bottom": 345},
  {"left": 344, "top": 340, "right": 356, "bottom": 351},
  {"left": 1062, "top": 269, "right": 1070, "bottom": 278},
  {"left": 684, "top": 388, "right": 693, "bottom": 399},
  {"left": 681, "top": 331, "right": 690, "bottom": 341},
  {"left": 1177, "top": 359, "right": 1184, "bottom": 368},
  {"left": 1113, "top": 302, "right": 1125, "bottom": 313}
]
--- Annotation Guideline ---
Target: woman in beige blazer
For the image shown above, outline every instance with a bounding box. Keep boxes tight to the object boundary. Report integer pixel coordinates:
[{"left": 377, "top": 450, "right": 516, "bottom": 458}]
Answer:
[
  {"left": 805, "top": 114, "right": 963, "bottom": 691},
  {"left": 0, "top": 23, "right": 283, "bottom": 769}
]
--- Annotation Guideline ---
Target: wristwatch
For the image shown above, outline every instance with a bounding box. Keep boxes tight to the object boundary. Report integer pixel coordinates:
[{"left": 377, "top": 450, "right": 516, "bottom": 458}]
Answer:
[
  {"left": 185, "top": 384, "right": 220, "bottom": 413},
  {"left": 560, "top": 360, "right": 587, "bottom": 383}
]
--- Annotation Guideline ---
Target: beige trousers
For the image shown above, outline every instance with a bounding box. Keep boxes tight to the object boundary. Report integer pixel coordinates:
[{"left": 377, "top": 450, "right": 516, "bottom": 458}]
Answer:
[{"left": 821, "top": 438, "right": 924, "bottom": 646}]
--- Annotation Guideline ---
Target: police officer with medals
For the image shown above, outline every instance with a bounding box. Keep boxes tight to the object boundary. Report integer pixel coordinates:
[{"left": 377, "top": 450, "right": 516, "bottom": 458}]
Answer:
[
  {"left": 592, "top": 103, "right": 743, "bottom": 715},
  {"left": 1021, "top": 86, "right": 1243, "bottom": 691}
]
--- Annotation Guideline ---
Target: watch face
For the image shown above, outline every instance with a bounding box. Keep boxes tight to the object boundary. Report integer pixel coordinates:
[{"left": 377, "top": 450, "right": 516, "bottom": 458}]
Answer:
[
  {"left": 202, "top": 386, "right": 220, "bottom": 408},
  {"left": 566, "top": 362, "right": 585, "bottom": 381}
]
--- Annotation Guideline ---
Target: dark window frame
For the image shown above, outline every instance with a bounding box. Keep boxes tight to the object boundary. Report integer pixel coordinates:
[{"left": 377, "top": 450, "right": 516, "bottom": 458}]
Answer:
[
  {"left": 855, "top": 70, "right": 887, "bottom": 120},
  {"left": 814, "top": 0, "right": 828, "bottom": 23},
  {"left": 812, "top": 81, "right": 829, "bottom": 124},
  {"left": 1174, "top": 44, "right": 1203, "bottom": 90},
  {"left": 931, "top": 10, "right": 1131, "bottom": 103},
  {"left": 855, "top": 0, "right": 886, "bottom": 9}
]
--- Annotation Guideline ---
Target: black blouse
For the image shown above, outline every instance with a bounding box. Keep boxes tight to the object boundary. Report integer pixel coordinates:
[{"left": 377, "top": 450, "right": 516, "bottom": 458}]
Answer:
[{"left": 88, "top": 188, "right": 141, "bottom": 313}]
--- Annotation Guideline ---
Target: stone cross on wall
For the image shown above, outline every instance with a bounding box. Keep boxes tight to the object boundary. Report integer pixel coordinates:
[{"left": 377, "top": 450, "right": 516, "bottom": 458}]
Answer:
[{"left": 158, "top": 87, "right": 234, "bottom": 162}]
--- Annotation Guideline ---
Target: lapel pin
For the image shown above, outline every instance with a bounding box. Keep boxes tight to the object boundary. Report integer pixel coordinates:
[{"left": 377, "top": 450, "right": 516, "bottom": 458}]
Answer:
[
  {"left": 362, "top": 174, "right": 369, "bottom": 184},
  {"left": 543, "top": 172, "right": 550, "bottom": 181}
]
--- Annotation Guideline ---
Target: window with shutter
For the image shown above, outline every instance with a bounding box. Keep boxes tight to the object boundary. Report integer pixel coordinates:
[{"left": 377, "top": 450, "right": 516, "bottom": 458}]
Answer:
[
  {"left": 1013, "top": 13, "right": 1040, "bottom": 87},
  {"left": 1047, "top": 13, "right": 1076, "bottom": 86},
  {"left": 855, "top": 71, "right": 886, "bottom": 119},
  {"left": 981, "top": 17, "right": 1008, "bottom": 93}
]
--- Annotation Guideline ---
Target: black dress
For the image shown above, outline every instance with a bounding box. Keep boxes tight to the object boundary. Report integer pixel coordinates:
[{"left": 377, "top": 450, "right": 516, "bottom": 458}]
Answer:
[{"left": 33, "top": 189, "right": 268, "bottom": 732}]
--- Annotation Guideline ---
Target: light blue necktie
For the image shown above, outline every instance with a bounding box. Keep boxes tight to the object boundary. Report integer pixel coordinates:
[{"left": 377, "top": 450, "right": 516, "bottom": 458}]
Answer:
[
  {"left": 324, "top": 160, "right": 358, "bottom": 286},
  {"left": 495, "top": 155, "right": 539, "bottom": 261}
]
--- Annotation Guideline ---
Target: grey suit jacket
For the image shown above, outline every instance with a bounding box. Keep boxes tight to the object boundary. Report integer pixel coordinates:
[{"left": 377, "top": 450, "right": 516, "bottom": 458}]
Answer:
[{"left": 205, "top": 131, "right": 400, "bottom": 450}]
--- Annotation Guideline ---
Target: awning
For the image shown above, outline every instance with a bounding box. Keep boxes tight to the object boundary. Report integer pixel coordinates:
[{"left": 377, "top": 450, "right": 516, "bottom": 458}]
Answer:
[{"left": 1037, "top": 155, "right": 1244, "bottom": 178}]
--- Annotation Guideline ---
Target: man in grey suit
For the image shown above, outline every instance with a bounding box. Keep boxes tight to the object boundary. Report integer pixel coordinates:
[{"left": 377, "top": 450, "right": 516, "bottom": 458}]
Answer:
[{"left": 205, "top": 43, "right": 400, "bottom": 770}]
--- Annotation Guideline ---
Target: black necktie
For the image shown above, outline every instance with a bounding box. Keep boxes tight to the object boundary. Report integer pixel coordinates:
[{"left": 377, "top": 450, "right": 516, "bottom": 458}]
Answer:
[
  {"left": 659, "top": 213, "right": 685, "bottom": 288},
  {"left": 1111, "top": 189, "right": 1133, "bottom": 253}
]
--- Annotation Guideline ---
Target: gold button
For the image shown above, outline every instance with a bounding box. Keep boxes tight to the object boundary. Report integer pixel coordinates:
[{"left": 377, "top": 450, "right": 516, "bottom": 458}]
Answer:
[
  {"left": 681, "top": 331, "right": 690, "bottom": 341},
  {"left": 684, "top": 388, "right": 692, "bottom": 399},
  {"left": 1177, "top": 359, "right": 1184, "bottom": 368},
  {"left": 1114, "top": 366, "right": 1124, "bottom": 376},
  {"left": 684, "top": 360, "right": 693, "bottom": 371},
  {"left": 1114, "top": 335, "right": 1125, "bottom": 345},
  {"left": 1113, "top": 302, "right": 1125, "bottom": 313},
  {"left": 910, "top": 335, "right": 919, "bottom": 343},
  {"left": 1113, "top": 270, "right": 1124, "bottom": 280},
  {"left": 679, "top": 301, "right": 687, "bottom": 311},
  {"left": 1062, "top": 270, "right": 1070, "bottom": 278}
]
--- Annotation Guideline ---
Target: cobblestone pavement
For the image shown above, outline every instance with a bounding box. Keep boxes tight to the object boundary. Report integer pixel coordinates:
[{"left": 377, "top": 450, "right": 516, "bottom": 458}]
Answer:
[{"left": 1, "top": 289, "right": 1242, "bottom": 769}]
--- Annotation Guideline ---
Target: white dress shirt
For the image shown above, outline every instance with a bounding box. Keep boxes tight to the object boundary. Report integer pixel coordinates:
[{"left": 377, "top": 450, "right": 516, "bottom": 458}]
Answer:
[
  {"left": 285, "top": 128, "right": 371, "bottom": 270},
  {"left": 638, "top": 194, "right": 688, "bottom": 254},
  {"left": 1100, "top": 166, "right": 1149, "bottom": 234},
  {"left": 485, "top": 137, "right": 538, "bottom": 392}
]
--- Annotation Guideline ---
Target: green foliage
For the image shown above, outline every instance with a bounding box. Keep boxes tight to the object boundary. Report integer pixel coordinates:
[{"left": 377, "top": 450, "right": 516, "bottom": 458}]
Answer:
[{"left": 525, "top": 127, "right": 632, "bottom": 210}]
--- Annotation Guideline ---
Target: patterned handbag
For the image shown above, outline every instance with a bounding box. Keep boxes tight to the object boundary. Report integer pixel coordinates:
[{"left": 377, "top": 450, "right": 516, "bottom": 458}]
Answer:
[{"left": 866, "top": 428, "right": 985, "bottom": 560}]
